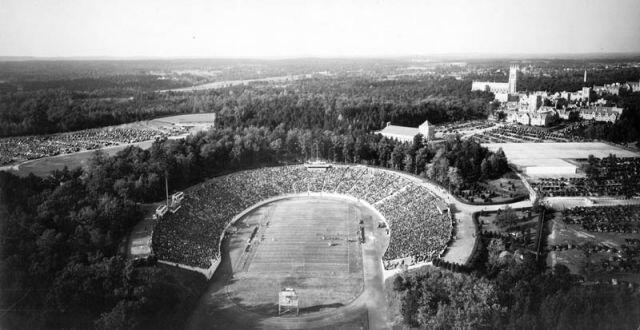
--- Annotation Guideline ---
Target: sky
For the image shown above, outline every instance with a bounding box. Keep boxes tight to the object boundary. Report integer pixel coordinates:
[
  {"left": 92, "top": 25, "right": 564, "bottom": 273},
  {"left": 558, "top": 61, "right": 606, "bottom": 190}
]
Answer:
[{"left": 1, "top": 0, "right": 639, "bottom": 58}]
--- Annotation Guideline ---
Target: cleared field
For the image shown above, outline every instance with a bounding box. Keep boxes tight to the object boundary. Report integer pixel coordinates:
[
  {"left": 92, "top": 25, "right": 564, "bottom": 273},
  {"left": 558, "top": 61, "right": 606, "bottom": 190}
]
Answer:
[
  {"left": 484, "top": 142, "right": 640, "bottom": 177},
  {"left": 11, "top": 140, "right": 154, "bottom": 177},
  {"left": 161, "top": 75, "right": 309, "bottom": 92},
  {"left": 225, "top": 197, "right": 364, "bottom": 315},
  {"left": 4, "top": 113, "right": 213, "bottom": 177},
  {"left": 150, "top": 113, "right": 216, "bottom": 125}
]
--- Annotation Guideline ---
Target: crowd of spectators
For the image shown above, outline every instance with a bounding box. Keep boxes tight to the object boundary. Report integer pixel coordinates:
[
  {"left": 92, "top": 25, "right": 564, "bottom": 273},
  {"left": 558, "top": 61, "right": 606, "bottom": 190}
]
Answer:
[
  {"left": 152, "top": 165, "right": 452, "bottom": 269},
  {"left": 471, "top": 124, "right": 587, "bottom": 144},
  {"left": 0, "top": 126, "right": 189, "bottom": 166},
  {"left": 532, "top": 176, "right": 640, "bottom": 198},
  {"left": 376, "top": 185, "right": 452, "bottom": 267},
  {"left": 562, "top": 205, "right": 640, "bottom": 233}
]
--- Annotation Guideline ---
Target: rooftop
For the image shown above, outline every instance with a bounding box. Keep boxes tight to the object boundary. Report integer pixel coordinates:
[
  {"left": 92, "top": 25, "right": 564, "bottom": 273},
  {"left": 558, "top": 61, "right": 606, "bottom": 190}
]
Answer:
[{"left": 377, "top": 125, "right": 419, "bottom": 137}]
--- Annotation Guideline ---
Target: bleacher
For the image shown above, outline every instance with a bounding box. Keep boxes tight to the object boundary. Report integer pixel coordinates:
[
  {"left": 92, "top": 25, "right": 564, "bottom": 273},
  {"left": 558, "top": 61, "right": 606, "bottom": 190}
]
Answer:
[{"left": 152, "top": 165, "right": 452, "bottom": 269}]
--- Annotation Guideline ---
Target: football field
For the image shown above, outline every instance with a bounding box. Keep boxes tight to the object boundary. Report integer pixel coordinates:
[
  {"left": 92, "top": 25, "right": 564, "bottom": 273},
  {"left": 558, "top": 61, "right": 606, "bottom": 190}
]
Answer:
[{"left": 224, "top": 197, "right": 364, "bottom": 315}]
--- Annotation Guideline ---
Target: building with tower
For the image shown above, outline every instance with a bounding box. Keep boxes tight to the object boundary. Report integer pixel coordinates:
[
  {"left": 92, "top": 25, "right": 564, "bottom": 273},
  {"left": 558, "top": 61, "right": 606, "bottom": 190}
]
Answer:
[
  {"left": 508, "top": 65, "right": 518, "bottom": 94},
  {"left": 471, "top": 65, "right": 519, "bottom": 101},
  {"left": 584, "top": 70, "right": 587, "bottom": 83}
]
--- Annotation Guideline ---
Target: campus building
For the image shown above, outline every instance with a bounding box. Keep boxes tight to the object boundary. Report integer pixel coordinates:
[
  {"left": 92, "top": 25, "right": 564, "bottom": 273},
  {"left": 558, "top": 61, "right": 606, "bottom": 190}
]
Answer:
[
  {"left": 376, "top": 120, "right": 435, "bottom": 142},
  {"left": 471, "top": 65, "right": 518, "bottom": 101}
]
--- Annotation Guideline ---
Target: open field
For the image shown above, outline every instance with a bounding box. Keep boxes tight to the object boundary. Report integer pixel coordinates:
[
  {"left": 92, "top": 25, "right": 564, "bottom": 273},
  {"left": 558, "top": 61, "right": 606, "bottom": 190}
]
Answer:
[
  {"left": 149, "top": 113, "right": 216, "bottom": 125},
  {"left": 187, "top": 195, "right": 391, "bottom": 329},
  {"left": 226, "top": 197, "right": 364, "bottom": 314},
  {"left": 161, "top": 75, "right": 310, "bottom": 92},
  {"left": 1, "top": 113, "right": 215, "bottom": 177},
  {"left": 7, "top": 140, "right": 154, "bottom": 177},
  {"left": 484, "top": 142, "right": 640, "bottom": 177}
]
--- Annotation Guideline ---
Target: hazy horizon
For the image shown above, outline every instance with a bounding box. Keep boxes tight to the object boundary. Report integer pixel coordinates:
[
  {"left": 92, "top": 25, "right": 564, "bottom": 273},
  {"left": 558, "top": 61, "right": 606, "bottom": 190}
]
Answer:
[{"left": 1, "top": 0, "right": 640, "bottom": 58}]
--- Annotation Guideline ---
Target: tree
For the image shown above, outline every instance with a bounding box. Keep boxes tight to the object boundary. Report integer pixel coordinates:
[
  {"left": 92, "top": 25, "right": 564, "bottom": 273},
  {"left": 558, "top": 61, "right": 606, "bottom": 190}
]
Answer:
[
  {"left": 447, "top": 167, "right": 462, "bottom": 191},
  {"left": 403, "top": 154, "right": 415, "bottom": 173},
  {"left": 390, "top": 144, "right": 405, "bottom": 169},
  {"left": 285, "top": 130, "right": 301, "bottom": 159},
  {"left": 435, "top": 157, "right": 450, "bottom": 185},
  {"left": 480, "top": 158, "right": 491, "bottom": 180},
  {"left": 342, "top": 136, "right": 355, "bottom": 163},
  {"left": 489, "top": 148, "right": 509, "bottom": 177},
  {"left": 568, "top": 110, "right": 581, "bottom": 122},
  {"left": 496, "top": 205, "right": 518, "bottom": 228},
  {"left": 377, "top": 138, "right": 393, "bottom": 167},
  {"left": 414, "top": 147, "right": 431, "bottom": 175},
  {"left": 411, "top": 133, "right": 424, "bottom": 155}
]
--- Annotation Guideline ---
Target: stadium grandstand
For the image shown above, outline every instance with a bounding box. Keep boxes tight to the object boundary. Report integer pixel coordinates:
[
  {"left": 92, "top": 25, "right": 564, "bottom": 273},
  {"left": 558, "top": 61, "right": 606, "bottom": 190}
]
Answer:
[{"left": 152, "top": 165, "right": 452, "bottom": 271}]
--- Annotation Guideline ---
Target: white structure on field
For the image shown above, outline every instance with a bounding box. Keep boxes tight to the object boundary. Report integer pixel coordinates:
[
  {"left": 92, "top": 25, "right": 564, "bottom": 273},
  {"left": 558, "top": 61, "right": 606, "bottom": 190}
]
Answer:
[
  {"left": 278, "top": 288, "right": 299, "bottom": 316},
  {"left": 483, "top": 142, "right": 640, "bottom": 177},
  {"left": 376, "top": 120, "right": 435, "bottom": 142}
]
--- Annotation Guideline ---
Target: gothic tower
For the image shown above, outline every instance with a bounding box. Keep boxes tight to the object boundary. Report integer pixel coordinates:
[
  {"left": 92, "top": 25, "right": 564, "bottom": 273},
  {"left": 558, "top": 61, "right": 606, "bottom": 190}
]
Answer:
[
  {"left": 508, "top": 65, "right": 518, "bottom": 94},
  {"left": 584, "top": 69, "right": 587, "bottom": 83}
]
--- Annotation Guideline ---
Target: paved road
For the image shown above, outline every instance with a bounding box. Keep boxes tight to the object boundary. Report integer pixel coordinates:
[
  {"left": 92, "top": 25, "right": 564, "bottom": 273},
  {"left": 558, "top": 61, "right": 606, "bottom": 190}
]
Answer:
[{"left": 415, "top": 179, "right": 533, "bottom": 265}]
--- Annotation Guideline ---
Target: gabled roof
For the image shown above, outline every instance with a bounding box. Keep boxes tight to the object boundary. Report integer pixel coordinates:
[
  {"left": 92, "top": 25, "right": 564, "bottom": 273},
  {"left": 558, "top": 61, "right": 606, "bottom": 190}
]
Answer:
[{"left": 377, "top": 125, "right": 420, "bottom": 137}]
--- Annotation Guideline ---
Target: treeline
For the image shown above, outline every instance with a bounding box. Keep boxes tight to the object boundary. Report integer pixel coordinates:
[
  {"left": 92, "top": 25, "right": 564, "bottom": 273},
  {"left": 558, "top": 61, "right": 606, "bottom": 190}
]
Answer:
[
  {"left": 517, "top": 67, "right": 640, "bottom": 93},
  {"left": 0, "top": 74, "right": 192, "bottom": 93},
  {"left": 392, "top": 257, "right": 640, "bottom": 329},
  {"left": 79, "top": 127, "right": 507, "bottom": 204},
  {"left": 0, "top": 167, "right": 206, "bottom": 329},
  {"left": 0, "top": 168, "right": 143, "bottom": 328},
  {"left": 0, "top": 91, "right": 195, "bottom": 135},
  {"left": 213, "top": 77, "right": 494, "bottom": 131},
  {"left": 0, "top": 76, "right": 493, "bottom": 137}
]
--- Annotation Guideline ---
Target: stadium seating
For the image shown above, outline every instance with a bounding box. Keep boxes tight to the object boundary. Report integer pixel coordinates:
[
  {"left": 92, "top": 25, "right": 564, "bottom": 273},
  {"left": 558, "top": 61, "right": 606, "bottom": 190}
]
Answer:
[{"left": 152, "top": 165, "right": 453, "bottom": 269}]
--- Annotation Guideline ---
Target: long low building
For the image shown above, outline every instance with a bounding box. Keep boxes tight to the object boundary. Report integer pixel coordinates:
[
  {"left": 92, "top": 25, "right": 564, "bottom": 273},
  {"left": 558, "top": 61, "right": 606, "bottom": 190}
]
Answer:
[
  {"left": 376, "top": 120, "right": 435, "bottom": 142},
  {"left": 483, "top": 142, "right": 640, "bottom": 177}
]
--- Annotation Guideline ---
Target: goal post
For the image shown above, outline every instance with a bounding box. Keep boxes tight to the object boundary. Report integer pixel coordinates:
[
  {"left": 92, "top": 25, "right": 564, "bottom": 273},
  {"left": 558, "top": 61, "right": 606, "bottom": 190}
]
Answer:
[{"left": 278, "top": 288, "right": 299, "bottom": 316}]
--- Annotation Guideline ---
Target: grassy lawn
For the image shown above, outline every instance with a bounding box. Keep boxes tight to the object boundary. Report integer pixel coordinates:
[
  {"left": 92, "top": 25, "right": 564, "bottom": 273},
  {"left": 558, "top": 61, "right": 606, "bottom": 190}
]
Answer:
[{"left": 458, "top": 171, "right": 529, "bottom": 204}]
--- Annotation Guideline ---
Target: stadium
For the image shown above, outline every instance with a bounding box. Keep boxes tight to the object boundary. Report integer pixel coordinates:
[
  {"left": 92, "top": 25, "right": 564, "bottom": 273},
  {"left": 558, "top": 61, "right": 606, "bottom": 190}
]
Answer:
[{"left": 151, "top": 164, "right": 453, "bottom": 328}]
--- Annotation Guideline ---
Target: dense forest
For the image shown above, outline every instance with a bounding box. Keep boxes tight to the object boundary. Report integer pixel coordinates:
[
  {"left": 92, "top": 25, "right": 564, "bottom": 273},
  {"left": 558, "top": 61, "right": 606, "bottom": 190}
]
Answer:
[
  {"left": 392, "top": 255, "right": 640, "bottom": 329},
  {"left": 0, "top": 76, "right": 494, "bottom": 136}
]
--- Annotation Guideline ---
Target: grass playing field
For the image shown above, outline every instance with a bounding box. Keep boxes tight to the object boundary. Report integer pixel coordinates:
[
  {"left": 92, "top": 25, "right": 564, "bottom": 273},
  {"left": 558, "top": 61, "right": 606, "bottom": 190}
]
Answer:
[{"left": 224, "top": 197, "right": 364, "bottom": 315}]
